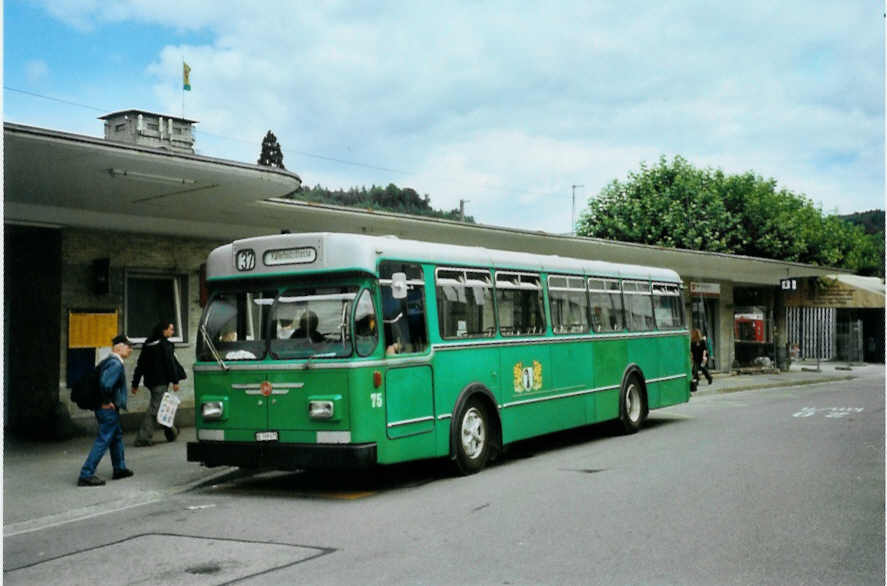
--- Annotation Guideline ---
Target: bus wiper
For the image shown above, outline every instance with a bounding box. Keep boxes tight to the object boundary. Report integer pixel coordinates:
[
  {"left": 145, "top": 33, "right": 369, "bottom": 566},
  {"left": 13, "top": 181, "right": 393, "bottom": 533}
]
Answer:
[
  {"left": 304, "top": 350, "right": 337, "bottom": 370},
  {"left": 200, "top": 323, "right": 229, "bottom": 372}
]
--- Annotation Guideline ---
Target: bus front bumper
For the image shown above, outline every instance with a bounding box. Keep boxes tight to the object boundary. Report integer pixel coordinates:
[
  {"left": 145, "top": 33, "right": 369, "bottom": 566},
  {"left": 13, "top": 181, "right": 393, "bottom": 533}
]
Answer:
[{"left": 187, "top": 440, "right": 377, "bottom": 470}]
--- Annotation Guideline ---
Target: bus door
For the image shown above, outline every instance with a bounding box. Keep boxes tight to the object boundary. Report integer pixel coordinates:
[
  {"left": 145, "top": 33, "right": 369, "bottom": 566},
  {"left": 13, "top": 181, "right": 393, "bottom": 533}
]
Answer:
[{"left": 380, "top": 264, "right": 434, "bottom": 440}]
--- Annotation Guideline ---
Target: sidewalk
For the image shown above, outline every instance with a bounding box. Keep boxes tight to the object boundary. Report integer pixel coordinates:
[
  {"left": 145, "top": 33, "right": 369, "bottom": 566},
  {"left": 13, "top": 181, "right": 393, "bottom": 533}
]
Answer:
[
  {"left": 693, "top": 360, "right": 882, "bottom": 396},
  {"left": 4, "top": 362, "right": 883, "bottom": 537},
  {"left": 3, "top": 426, "right": 237, "bottom": 537}
]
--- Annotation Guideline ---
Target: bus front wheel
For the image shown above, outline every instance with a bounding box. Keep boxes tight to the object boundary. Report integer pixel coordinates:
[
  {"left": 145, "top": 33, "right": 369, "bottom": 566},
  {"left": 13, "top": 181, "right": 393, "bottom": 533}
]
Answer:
[
  {"left": 452, "top": 398, "right": 491, "bottom": 475},
  {"left": 619, "top": 374, "right": 647, "bottom": 434}
]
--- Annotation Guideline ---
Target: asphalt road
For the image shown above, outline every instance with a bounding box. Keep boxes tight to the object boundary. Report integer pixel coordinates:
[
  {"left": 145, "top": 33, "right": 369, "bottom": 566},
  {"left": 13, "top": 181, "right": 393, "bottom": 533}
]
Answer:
[{"left": 5, "top": 370, "right": 884, "bottom": 585}]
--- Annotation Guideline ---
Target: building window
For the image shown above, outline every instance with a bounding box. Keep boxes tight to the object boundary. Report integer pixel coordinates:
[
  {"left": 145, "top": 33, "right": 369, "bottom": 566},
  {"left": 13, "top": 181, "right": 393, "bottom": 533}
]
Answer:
[{"left": 125, "top": 271, "right": 187, "bottom": 343}]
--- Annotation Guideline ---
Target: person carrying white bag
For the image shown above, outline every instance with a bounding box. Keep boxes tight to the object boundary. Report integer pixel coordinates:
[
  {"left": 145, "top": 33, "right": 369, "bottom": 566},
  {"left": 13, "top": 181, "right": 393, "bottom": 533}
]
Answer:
[{"left": 131, "top": 320, "right": 187, "bottom": 446}]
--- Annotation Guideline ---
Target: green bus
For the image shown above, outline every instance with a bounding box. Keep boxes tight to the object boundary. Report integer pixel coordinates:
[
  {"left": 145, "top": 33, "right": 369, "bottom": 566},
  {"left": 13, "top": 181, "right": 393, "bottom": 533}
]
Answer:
[{"left": 187, "top": 232, "right": 691, "bottom": 474}]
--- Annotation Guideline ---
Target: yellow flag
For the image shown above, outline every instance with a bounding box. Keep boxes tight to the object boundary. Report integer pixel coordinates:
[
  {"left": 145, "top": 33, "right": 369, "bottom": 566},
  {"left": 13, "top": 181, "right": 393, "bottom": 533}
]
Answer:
[{"left": 183, "top": 62, "right": 192, "bottom": 91}]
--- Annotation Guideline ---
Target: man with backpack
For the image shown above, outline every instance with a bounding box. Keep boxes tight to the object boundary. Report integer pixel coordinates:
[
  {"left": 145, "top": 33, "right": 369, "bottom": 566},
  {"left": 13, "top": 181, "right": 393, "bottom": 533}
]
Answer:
[{"left": 77, "top": 335, "right": 135, "bottom": 487}]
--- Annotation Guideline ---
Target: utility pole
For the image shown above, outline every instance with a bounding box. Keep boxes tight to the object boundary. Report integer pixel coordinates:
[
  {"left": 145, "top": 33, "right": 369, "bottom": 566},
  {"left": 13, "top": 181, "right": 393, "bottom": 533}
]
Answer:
[
  {"left": 571, "top": 184, "right": 584, "bottom": 236},
  {"left": 459, "top": 199, "right": 470, "bottom": 222}
]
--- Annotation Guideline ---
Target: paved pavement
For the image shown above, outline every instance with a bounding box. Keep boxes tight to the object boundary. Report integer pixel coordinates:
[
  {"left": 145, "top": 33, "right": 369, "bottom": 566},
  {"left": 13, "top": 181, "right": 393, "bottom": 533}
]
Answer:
[{"left": 3, "top": 361, "right": 881, "bottom": 537}]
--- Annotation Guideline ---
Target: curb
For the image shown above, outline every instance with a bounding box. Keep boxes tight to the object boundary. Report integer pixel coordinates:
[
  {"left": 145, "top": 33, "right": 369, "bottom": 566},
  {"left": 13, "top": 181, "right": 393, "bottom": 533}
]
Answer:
[
  {"left": 693, "top": 375, "right": 855, "bottom": 397},
  {"left": 3, "top": 466, "right": 240, "bottom": 538}
]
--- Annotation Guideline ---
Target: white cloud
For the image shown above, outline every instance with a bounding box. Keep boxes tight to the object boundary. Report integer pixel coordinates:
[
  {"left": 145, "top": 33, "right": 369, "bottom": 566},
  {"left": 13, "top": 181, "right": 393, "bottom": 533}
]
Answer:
[{"left": 29, "top": 0, "right": 886, "bottom": 227}]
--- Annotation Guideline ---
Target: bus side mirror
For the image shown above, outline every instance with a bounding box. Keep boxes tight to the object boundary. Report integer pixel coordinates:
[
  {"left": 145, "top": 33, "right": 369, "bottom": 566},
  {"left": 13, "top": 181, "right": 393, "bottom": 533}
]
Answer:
[{"left": 391, "top": 272, "right": 408, "bottom": 299}]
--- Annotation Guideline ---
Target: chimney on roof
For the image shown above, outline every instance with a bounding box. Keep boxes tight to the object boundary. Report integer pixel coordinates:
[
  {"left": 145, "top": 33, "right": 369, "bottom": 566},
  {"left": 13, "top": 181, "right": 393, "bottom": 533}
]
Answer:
[{"left": 98, "top": 109, "right": 197, "bottom": 154}]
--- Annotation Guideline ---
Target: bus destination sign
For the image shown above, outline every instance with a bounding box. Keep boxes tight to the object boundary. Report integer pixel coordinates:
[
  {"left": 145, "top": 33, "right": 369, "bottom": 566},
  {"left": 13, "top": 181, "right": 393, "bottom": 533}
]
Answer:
[{"left": 264, "top": 247, "right": 317, "bottom": 266}]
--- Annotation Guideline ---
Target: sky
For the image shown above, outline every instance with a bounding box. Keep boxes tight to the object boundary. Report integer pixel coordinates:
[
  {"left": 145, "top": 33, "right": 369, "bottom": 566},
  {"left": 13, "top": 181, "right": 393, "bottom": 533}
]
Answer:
[{"left": 4, "top": 1, "right": 885, "bottom": 234}]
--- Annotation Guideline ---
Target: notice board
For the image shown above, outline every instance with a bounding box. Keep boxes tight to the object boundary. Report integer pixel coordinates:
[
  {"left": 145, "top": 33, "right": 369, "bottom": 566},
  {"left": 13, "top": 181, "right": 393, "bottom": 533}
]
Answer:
[{"left": 68, "top": 311, "right": 118, "bottom": 348}]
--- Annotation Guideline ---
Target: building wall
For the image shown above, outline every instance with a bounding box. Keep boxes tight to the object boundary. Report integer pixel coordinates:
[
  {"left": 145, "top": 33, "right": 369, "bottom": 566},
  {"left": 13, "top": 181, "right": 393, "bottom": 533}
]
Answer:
[
  {"left": 4, "top": 226, "right": 63, "bottom": 438},
  {"left": 718, "top": 281, "right": 735, "bottom": 370},
  {"left": 684, "top": 278, "right": 735, "bottom": 372},
  {"left": 59, "top": 228, "right": 223, "bottom": 431}
]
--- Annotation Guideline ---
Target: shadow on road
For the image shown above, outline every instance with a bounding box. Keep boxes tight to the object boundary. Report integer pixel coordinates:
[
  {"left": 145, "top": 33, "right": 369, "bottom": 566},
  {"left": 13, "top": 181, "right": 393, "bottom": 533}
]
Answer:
[{"left": 197, "top": 416, "right": 685, "bottom": 497}]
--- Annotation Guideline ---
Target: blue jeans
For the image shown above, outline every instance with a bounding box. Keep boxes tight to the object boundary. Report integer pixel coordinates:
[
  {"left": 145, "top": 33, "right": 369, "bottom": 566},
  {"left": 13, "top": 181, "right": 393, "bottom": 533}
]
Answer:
[{"left": 79, "top": 407, "right": 126, "bottom": 478}]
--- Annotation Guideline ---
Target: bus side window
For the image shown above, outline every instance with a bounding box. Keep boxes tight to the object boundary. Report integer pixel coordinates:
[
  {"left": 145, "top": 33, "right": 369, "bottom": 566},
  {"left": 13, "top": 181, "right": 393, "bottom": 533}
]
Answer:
[
  {"left": 496, "top": 272, "right": 545, "bottom": 337},
  {"left": 354, "top": 289, "right": 378, "bottom": 357},
  {"left": 380, "top": 261, "right": 428, "bottom": 355}
]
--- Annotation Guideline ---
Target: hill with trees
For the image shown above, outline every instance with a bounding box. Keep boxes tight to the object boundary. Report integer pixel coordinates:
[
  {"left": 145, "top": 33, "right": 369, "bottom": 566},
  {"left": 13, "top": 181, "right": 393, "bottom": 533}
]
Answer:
[
  {"left": 290, "top": 183, "right": 475, "bottom": 223},
  {"left": 838, "top": 210, "right": 885, "bottom": 236},
  {"left": 577, "top": 155, "right": 883, "bottom": 277}
]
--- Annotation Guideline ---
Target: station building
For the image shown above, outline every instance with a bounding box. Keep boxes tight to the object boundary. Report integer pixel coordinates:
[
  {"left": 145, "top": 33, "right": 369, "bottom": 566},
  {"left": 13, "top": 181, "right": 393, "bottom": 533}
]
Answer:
[{"left": 4, "top": 113, "right": 882, "bottom": 439}]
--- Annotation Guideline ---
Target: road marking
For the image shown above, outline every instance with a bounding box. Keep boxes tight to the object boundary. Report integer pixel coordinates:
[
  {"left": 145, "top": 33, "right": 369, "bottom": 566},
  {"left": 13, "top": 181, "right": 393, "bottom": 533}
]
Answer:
[{"left": 793, "top": 407, "right": 864, "bottom": 419}]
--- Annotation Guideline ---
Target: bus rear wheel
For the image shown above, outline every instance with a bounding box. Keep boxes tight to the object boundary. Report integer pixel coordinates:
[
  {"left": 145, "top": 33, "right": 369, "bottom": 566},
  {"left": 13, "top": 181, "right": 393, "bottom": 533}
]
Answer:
[
  {"left": 453, "top": 398, "right": 491, "bottom": 475},
  {"left": 619, "top": 374, "right": 647, "bottom": 434}
]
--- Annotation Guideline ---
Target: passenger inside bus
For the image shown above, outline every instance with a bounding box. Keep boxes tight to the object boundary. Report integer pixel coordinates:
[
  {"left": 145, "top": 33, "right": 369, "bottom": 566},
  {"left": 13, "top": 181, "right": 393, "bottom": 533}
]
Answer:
[{"left": 291, "top": 311, "right": 325, "bottom": 343}]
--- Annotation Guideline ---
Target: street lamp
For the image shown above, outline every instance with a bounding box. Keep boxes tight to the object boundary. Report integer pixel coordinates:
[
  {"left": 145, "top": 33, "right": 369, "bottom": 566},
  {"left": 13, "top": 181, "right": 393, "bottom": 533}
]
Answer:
[{"left": 571, "top": 184, "right": 584, "bottom": 236}]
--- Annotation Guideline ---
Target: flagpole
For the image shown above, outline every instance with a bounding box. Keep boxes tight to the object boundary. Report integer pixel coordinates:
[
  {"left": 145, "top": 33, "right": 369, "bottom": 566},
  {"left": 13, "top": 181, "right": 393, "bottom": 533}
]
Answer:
[{"left": 182, "top": 57, "right": 185, "bottom": 118}]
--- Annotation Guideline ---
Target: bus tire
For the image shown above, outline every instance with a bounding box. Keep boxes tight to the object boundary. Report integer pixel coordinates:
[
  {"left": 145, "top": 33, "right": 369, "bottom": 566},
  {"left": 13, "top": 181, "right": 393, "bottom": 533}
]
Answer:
[
  {"left": 619, "top": 374, "right": 647, "bottom": 434},
  {"left": 452, "top": 397, "right": 492, "bottom": 475}
]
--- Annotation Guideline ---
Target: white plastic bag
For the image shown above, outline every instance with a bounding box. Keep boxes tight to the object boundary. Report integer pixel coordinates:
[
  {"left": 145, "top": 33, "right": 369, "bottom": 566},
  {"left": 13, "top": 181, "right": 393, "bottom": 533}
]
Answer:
[{"left": 156, "top": 391, "right": 181, "bottom": 428}]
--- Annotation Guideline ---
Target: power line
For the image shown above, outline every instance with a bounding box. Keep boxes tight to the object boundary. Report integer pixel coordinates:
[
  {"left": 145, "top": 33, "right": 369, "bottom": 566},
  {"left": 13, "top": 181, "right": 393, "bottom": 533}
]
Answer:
[
  {"left": 4, "top": 85, "right": 566, "bottom": 199},
  {"left": 4, "top": 86, "right": 108, "bottom": 112}
]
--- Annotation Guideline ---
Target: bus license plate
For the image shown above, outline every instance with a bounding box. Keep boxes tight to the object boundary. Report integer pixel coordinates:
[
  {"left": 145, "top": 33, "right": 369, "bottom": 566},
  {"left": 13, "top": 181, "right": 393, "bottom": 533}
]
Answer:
[{"left": 255, "top": 431, "right": 278, "bottom": 442}]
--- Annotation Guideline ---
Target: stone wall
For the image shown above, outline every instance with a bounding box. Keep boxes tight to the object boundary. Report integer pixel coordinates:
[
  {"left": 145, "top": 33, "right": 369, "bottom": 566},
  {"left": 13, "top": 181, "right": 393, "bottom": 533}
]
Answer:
[{"left": 60, "top": 228, "right": 223, "bottom": 432}]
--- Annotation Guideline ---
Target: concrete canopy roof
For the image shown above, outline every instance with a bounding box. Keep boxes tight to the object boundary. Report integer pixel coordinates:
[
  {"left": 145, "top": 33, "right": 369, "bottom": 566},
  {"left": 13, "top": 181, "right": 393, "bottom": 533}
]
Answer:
[{"left": 4, "top": 122, "right": 842, "bottom": 286}]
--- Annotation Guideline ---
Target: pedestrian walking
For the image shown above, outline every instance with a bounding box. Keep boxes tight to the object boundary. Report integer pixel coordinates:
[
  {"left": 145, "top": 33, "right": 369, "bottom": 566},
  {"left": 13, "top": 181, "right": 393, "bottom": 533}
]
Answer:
[
  {"left": 77, "top": 335, "right": 135, "bottom": 486},
  {"left": 691, "top": 328, "right": 713, "bottom": 387},
  {"left": 131, "top": 321, "right": 185, "bottom": 446}
]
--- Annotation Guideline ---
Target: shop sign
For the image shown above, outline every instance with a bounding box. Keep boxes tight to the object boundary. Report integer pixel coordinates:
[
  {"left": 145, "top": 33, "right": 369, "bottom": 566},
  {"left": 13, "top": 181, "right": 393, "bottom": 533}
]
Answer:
[{"left": 690, "top": 282, "right": 720, "bottom": 297}]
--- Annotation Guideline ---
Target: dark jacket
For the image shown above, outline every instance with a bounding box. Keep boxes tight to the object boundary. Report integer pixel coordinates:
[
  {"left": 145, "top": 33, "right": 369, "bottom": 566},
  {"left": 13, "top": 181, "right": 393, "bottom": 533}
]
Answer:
[
  {"left": 99, "top": 354, "right": 128, "bottom": 410},
  {"left": 132, "top": 337, "right": 182, "bottom": 388},
  {"left": 690, "top": 339, "right": 707, "bottom": 366}
]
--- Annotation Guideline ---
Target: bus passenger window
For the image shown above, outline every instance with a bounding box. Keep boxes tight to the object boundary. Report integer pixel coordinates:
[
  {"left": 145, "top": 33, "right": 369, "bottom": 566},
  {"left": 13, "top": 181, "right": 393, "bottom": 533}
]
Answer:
[
  {"left": 435, "top": 268, "right": 494, "bottom": 339},
  {"left": 588, "top": 278, "right": 624, "bottom": 332},
  {"left": 380, "top": 261, "right": 427, "bottom": 354},
  {"left": 652, "top": 283, "right": 684, "bottom": 329},
  {"left": 496, "top": 272, "right": 545, "bottom": 337},
  {"left": 548, "top": 275, "right": 589, "bottom": 334},
  {"left": 623, "top": 281, "right": 655, "bottom": 331}
]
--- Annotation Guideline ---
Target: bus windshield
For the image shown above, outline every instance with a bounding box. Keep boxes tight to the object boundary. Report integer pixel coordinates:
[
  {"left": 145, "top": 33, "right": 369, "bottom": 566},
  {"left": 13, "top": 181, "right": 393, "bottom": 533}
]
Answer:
[
  {"left": 269, "top": 286, "right": 360, "bottom": 359},
  {"left": 197, "top": 285, "right": 374, "bottom": 362},
  {"left": 198, "top": 289, "right": 276, "bottom": 361}
]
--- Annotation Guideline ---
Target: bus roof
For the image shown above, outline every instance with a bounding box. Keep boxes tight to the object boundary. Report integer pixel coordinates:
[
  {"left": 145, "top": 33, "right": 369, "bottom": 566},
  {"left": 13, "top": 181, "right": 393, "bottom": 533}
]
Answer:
[{"left": 206, "top": 232, "right": 681, "bottom": 283}]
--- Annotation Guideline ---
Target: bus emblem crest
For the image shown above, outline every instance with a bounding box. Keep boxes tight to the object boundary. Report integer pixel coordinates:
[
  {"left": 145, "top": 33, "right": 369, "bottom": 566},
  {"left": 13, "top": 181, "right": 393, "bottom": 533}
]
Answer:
[
  {"left": 513, "top": 360, "right": 543, "bottom": 393},
  {"left": 235, "top": 249, "right": 256, "bottom": 271}
]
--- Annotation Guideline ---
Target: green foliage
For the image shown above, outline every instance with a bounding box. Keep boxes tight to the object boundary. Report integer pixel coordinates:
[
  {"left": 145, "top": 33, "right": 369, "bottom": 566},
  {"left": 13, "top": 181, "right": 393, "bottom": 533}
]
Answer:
[
  {"left": 291, "top": 183, "right": 475, "bottom": 223},
  {"left": 577, "top": 155, "right": 884, "bottom": 276},
  {"left": 258, "top": 130, "right": 285, "bottom": 169},
  {"left": 838, "top": 210, "right": 885, "bottom": 235}
]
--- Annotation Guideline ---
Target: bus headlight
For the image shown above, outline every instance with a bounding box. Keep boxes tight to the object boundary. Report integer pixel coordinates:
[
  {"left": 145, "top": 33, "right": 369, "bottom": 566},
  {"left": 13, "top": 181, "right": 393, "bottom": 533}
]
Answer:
[
  {"left": 308, "top": 400, "right": 334, "bottom": 419},
  {"left": 202, "top": 401, "right": 224, "bottom": 421}
]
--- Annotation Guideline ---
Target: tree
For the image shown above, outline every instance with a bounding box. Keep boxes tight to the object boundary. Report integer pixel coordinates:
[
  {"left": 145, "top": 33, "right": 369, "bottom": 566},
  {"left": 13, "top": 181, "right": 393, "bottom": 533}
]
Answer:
[
  {"left": 257, "top": 130, "right": 285, "bottom": 169},
  {"left": 288, "top": 183, "right": 475, "bottom": 223},
  {"left": 576, "top": 155, "right": 883, "bottom": 276}
]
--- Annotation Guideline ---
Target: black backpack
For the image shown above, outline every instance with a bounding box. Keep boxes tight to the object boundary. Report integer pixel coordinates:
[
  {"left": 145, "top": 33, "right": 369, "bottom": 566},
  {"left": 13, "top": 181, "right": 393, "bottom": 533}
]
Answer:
[{"left": 71, "top": 360, "right": 105, "bottom": 410}]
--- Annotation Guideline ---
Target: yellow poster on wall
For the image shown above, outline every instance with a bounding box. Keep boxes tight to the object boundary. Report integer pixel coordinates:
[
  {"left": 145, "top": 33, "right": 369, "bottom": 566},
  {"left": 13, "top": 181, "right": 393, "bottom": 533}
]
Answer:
[{"left": 68, "top": 312, "right": 118, "bottom": 348}]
